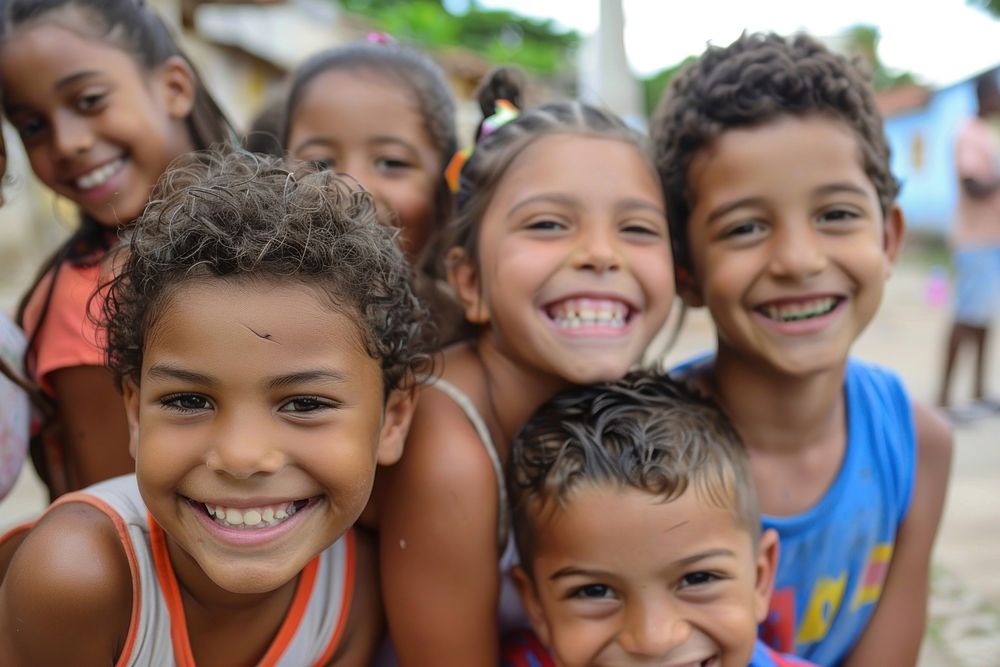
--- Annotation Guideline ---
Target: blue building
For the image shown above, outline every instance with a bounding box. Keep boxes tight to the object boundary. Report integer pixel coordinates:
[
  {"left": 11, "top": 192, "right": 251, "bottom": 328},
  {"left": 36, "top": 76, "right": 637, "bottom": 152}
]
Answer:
[{"left": 882, "top": 66, "right": 1000, "bottom": 238}]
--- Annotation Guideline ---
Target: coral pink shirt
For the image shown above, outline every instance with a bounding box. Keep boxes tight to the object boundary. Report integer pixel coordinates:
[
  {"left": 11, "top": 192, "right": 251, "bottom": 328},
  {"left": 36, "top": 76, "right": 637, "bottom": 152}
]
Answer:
[{"left": 21, "top": 257, "right": 109, "bottom": 396}]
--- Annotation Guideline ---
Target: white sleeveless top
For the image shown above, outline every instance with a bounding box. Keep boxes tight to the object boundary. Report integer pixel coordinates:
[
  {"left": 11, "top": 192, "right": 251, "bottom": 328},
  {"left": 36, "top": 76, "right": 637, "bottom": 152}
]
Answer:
[
  {"left": 34, "top": 474, "right": 356, "bottom": 667},
  {"left": 374, "top": 378, "right": 530, "bottom": 666}
]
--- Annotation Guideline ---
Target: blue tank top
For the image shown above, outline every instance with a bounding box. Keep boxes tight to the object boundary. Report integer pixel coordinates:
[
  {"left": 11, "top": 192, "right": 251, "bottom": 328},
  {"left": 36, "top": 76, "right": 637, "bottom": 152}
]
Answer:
[
  {"left": 759, "top": 359, "right": 916, "bottom": 665},
  {"left": 671, "top": 356, "right": 916, "bottom": 665}
]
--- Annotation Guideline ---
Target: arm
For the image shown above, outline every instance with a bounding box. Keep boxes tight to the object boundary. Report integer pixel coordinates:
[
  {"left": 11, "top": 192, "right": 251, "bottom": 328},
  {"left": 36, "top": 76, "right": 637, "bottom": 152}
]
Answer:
[
  {"left": 378, "top": 390, "right": 504, "bottom": 667},
  {"left": 328, "top": 527, "right": 383, "bottom": 666},
  {"left": 49, "top": 365, "right": 133, "bottom": 489},
  {"left": 0, "top": 503, "right": 133, "bottom": 666},
  {"left": 842, "top": 402, "right": 953, "bottom": 667}
]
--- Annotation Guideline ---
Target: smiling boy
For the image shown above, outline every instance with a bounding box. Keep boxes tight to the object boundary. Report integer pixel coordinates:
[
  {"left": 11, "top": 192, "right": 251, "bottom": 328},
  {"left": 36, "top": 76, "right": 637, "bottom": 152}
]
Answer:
[
  {"left": 0, "top": 150, "right": 429, "bottom": 666},
  {"left": 651, "top": 33, "right": 952, "bottom": 665},
  {"left": 504, "top": 372, "right": 813, "bottom": 667}
]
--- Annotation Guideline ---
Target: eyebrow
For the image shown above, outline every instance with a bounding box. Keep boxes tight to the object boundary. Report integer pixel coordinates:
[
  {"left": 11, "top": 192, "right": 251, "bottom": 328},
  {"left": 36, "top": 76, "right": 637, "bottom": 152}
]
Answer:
[
  {"left": 369, "top": 135, "right": 419, "bottom": 153},
  {"left": 56, "top": 70, "right": 101, "bottom": 91},
  {"left": 146, "top": 365, "right": 347, "bottom": 389},
  {"left": 147, "top": 364, "right": 216, "bottom": 387},
  {"left": 705, "top": 181, "right": 871, "bottom": 226},
  {"left": 291, "top": 136, "right": 336, "bottom": 154},
  {"left": 507, "top": 193, "right": 579, "bottom": 217},
  {"left": 547, "top": 548, "right": 737, "bottom": 581},
  {"left": 266, "top": 369, "right": 347, "bottom": 390}
]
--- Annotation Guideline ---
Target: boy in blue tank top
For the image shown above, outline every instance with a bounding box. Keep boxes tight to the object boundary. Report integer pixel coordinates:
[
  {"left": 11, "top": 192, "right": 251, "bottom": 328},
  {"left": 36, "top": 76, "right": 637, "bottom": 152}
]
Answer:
[
  {"left": 650, "top": 33, "right": 953, "bottom": 665},
  {"left": 503, "top": 372, "right": 815, "bottom": 667}
]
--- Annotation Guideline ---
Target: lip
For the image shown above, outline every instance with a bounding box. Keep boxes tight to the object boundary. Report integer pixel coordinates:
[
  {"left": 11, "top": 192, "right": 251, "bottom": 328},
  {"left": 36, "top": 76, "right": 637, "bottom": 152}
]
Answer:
[
  {"left": 64, "top": 156, "right": 128, "bottom": 205},
  {"left": 751, "top": 293, "right": 846, "bottom": 336},
  {"left": 185, "top": 495, "right": 321, "bottom": 547},
  {"left": 540, "top": 291, "right": 639, "bottom": 339}
]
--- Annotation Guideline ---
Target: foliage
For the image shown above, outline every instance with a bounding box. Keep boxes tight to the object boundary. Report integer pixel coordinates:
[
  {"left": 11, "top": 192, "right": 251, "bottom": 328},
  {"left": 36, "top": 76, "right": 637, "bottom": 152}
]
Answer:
[
  {"left": 968, "top": 0, "right": 1000, "bottom": 18},
  {"left": 335, "top": 0, "right": 579, "bottom": 75},
  {"left": 842, "top": 25, "right": 917, "bottom": 91},
  {"left": 640, "top": 57, "right": 693, "bottom": 117}
]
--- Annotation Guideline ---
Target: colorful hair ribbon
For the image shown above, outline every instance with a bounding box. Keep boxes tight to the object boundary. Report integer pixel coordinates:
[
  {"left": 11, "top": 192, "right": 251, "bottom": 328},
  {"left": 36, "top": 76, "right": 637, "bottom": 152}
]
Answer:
[{"left": 445, "top": 99, "right": 520, "bottom": 192}]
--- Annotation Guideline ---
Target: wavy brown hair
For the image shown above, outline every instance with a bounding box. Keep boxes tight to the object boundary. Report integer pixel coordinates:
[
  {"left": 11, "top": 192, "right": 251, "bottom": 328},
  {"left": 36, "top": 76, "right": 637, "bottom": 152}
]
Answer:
[
  {"left": 508, "top": 371, "right": 758, "bottom": 575},
  {"left": 651, "top": 32, "right": 900, "bottom": 272},
  {"left": 102, "top": 149, "right": 431, "bottom": 394}
]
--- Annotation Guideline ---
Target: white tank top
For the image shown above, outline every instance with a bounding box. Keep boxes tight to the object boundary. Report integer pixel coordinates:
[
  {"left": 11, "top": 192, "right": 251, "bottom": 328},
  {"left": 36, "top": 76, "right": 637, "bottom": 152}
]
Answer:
[{"left": 37, "top": 474, "right": 355, "bottom": 667}]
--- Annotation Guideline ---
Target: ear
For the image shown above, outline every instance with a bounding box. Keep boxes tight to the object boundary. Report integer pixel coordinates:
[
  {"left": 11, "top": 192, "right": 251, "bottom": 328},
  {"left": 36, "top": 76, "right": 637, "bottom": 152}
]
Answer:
[
  {"left": 121, "top": 377, "right": 141, "bottom": 460},
  {"left": 675, "top": 264, "right": 705, "bottom": 308},
  {"left": 512, "top": 565, "right": 553, "bottom": 647},
  {"left": 376, "top": 386, "right": 418, "bottom": 466},
  {"left": 881, "top": 204, "right": 906, "bottom": 278},
  {"left": 753, "top": 528, "right": 780, "bottom": 623},
  {"left": 155, "top": 55, "right": 197, "bottom": 121},
  {"left": 445, "top": 246, "right": 489, "bottom": 324}
]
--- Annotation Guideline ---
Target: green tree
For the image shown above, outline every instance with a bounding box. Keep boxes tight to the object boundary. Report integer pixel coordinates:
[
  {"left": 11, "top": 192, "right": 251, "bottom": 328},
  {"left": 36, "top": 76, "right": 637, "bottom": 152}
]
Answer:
[
  {"left": 969, "top": 0, "right": 1000, "bottom": 18},
  {"left": 334, "top": 0, "right": 578, "bottom": 75}
]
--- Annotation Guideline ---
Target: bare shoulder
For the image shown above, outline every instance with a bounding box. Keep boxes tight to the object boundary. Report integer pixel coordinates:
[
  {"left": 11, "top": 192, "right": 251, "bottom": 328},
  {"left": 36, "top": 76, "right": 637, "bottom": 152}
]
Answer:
[
  {"left": 327, "top": 529, "right": 381, "bottom": 666},
  {"left": 0, "top": 502, "right": 133, "bottom": 665},
  {"left": 911, "top": 400, "right": 954, "bottom": 475}
]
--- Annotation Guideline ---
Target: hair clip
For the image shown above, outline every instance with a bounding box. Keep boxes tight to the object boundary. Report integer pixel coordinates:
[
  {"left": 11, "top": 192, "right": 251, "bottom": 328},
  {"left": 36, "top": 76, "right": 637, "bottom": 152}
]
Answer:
[
  {"left": 444, "top": 100, "right": 521, "bottom": 193},
  {"left": 366, "top": 32, "right": 396, "bottom": 45}
]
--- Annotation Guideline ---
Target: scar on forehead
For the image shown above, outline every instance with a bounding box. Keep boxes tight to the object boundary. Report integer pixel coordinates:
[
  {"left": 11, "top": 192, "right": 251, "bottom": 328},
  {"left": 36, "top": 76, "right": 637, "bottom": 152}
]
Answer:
[{"left": 244, "top": 324, "right": 276, "bottom": 342}]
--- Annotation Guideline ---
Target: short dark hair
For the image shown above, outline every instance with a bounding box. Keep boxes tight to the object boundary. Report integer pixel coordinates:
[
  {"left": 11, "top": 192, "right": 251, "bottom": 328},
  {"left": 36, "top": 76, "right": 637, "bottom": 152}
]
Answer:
[
  {"left": 508, "top": 371, "right": 758, "bottom": 576},
  {"left": 102, "top": 149, "right": 431, "bottom": 394},
  {"left": 652, "top": 32, "right": 899, "bottom": 272}
]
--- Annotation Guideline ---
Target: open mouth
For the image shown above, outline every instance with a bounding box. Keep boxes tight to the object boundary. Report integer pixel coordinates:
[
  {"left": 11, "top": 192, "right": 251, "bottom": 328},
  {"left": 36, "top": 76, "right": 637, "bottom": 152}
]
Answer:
[
  {"left": 758, "top": 296, "right": 841, "bottom": 323},
  {"left": 543, "top": 297, "right": 634, "bottom": 330},
  {"left": 74, "top": 158, "right": 125, "bottom": 191},
  {"left": 188, "top": 497, "right": 315, "bottom": 530}
]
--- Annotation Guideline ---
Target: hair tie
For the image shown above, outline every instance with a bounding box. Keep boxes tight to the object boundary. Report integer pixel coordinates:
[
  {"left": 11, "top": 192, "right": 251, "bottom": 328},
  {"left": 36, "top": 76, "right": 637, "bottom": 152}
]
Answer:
[
  {"left": 366, "top": 31, "right": 396, "bottom": 45},
  {"left": 444, "top": 99, "right": 520, "bottom": 193}
]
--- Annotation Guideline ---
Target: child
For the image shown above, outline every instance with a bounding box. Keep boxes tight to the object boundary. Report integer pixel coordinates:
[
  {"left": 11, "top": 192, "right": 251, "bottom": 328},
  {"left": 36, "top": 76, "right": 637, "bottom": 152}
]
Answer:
[
  {"left": 0, "top": 0, "right": 232, "bottom": 496},
  {"left": 0, "top": 126, "right": 32, "bottom": 500},
  {"left": 651, "top": 33, "right": 953, "bottom": 665},
  {"left": 283, "top": 38, "right": 456, "bottom": 260},
  {"left": 377, "top": 68, "right": 676, "bottom": 665},
  {"left": 504, "top": 371, "right": 814, "bottom": 667},
  {"left": 0, "top": 149, "right": 429, "bottom": 665}
]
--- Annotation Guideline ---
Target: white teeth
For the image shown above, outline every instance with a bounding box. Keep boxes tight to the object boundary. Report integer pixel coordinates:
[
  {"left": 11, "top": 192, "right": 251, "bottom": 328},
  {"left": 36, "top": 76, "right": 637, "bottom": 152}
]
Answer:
[
  {"left": 203, "top": 501, "right": 300, "bottom": 529},
  {"left": 547, "top": 297, "right": 630, "bottom": 329},
  {"left": 763, "top": 297, "right": 837, "bottom": 322},
  {"left": 75, "top": 158, "right": 124, "bottom": 190}
]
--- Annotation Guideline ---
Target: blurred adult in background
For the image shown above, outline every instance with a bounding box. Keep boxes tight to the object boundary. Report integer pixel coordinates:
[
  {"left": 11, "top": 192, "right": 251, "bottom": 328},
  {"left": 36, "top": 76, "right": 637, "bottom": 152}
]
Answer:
[{"left": 938, "top": 70, "right": 1000, "bottom": 420}]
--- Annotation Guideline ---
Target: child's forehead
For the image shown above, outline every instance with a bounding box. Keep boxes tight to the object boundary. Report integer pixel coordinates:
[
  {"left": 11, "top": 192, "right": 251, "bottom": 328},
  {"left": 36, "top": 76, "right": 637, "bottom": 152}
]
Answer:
[
  {"left": 532, "top": 483, "right": 751, "bottom": 554},
  {"left": 686, "top": 114, "right": 874, "bottom": 205}
]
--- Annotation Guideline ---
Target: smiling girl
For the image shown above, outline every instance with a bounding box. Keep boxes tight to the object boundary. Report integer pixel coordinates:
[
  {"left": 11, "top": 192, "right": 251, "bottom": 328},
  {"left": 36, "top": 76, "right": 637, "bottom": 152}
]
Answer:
[
  {"left": 376, "top": 69, "right": 676, "bottom": 666},
  {"left": 0, "top": 0, "right": 231, "bottom": 496}
]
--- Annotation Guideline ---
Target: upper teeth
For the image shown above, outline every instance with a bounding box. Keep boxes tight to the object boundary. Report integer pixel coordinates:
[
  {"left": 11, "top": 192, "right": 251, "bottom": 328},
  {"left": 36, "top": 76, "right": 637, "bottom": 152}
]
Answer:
[
  {"left": 204, "top": 502, "right": 299, "bottom": 529},
  {"left": 763, "top": 297, "right": 837, "bottom": 322},
  {"left": 548, "top": 298, "right": 629, "bottom": 328},
  {"left": 76, "top": 159, "right": 124, "bottom": 190}
]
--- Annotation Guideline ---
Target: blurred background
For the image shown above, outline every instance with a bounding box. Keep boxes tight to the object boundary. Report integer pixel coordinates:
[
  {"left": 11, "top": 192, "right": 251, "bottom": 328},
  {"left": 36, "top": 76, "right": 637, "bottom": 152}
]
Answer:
[{"left": 4, "top": 0, "right": 1000, "bottom": 304}]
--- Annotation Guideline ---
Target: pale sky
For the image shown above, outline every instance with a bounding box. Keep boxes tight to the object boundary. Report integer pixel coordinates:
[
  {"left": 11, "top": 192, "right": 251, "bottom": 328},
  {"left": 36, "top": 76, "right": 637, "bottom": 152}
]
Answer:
[{"left": 477, "top": 0, "right": 1000, "bottom": 86}]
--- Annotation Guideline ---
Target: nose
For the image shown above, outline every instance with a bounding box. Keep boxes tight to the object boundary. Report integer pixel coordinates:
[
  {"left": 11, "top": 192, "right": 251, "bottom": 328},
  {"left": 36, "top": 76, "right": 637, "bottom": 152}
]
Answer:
[
  {"left": 618, "top": 597, "right": 691, "bottom": 658},
  {"left": 572, "top": 222, "right": 621, "bottom": 274},
  {"left": 51, "top": 110, "right": 95, "bottom": 160},
  {"left": 205, "top": 409, "right": 287, "bottom": 479},
  {"left": 767, "top": 222, "right": 827, "bottom": 279}
]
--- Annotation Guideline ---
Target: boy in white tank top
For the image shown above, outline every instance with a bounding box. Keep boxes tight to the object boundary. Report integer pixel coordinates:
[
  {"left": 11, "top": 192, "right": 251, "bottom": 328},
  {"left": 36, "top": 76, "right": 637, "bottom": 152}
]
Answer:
[{"left": 0, "top": 150, "right": 429, "bottom": 666}]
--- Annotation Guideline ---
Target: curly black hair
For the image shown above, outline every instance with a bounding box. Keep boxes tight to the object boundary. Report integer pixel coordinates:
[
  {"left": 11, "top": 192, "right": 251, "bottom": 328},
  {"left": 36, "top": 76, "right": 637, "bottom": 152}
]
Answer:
[
  {"left": 102, "top": 149, "right": 431, "bottom": 393},
  {"left": 507, "top": 371, "right": 758, "bottom": 575},
  {"left": 651, "top": 32, "right": 900, "bottom": 272}
]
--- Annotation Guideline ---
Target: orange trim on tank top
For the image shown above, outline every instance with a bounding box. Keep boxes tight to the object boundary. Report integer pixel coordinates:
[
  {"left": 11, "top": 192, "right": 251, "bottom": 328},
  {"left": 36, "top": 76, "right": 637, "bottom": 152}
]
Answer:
[
  {"left": 313, "top": 528, "right": 356, "bottom": 666},
  {"left": 147, "top": 513, "right": 320, "bottom": 667},
  {"left": 47, "top": 493, "right": 143, "bottom": 667}
]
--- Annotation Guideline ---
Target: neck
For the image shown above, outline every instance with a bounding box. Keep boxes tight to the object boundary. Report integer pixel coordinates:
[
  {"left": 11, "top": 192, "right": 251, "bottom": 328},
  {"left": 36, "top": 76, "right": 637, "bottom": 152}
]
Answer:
[
  {"left": 711, "top": 345, "right": 847, "bottom": 455},
  {"left": 473, "top": 332, "right": 572, "bottom": 447}
]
